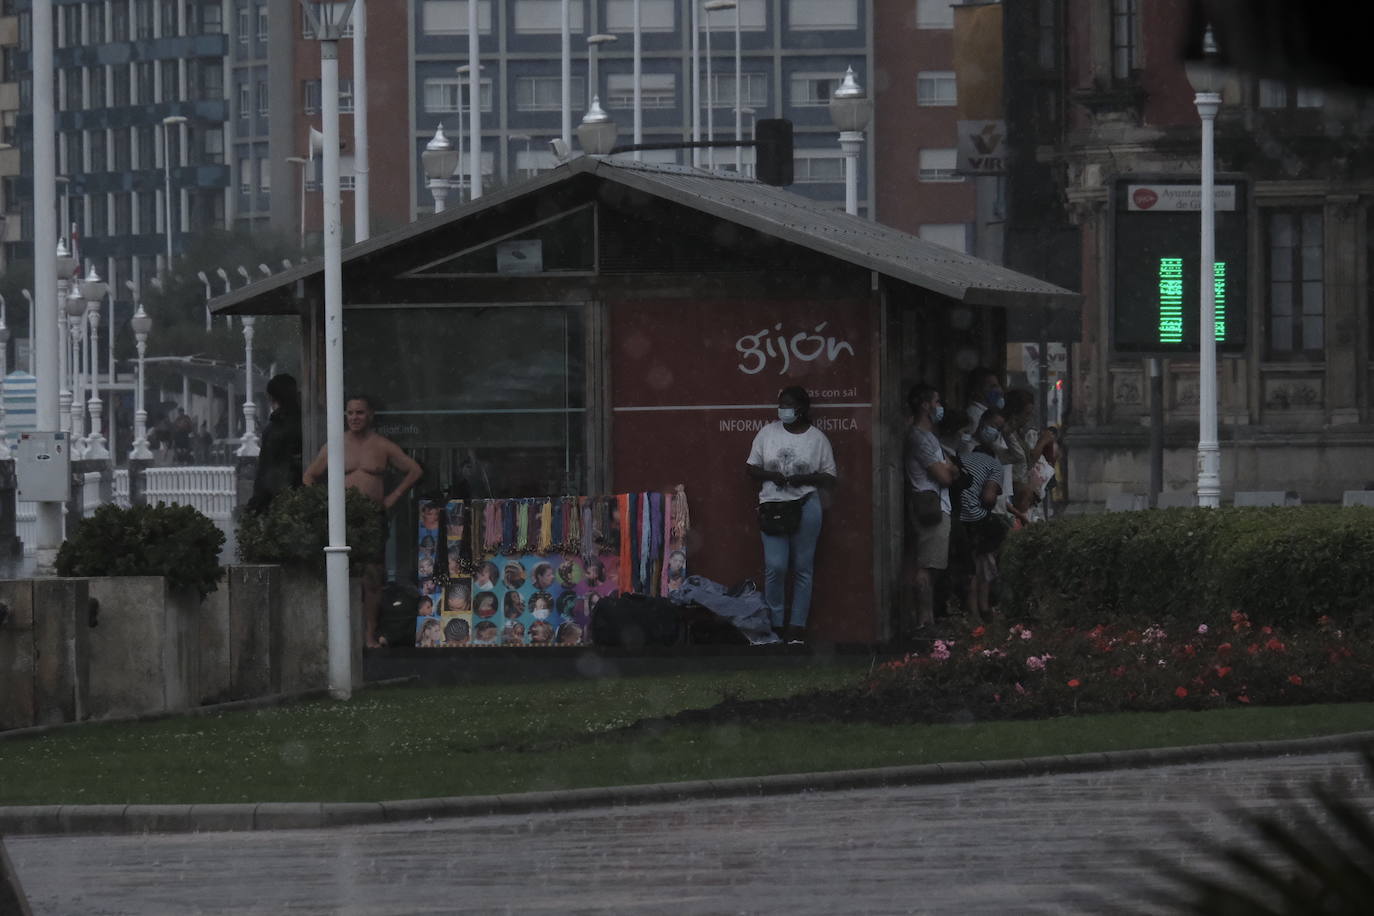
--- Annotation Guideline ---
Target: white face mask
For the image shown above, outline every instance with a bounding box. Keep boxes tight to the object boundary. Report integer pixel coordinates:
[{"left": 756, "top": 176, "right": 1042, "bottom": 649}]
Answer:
[
  {"left": 778, "top": 408, "right": 797, "bottom": 423},
  {"left": 533, "top": 608, "right": 551, "bottom": 621}
]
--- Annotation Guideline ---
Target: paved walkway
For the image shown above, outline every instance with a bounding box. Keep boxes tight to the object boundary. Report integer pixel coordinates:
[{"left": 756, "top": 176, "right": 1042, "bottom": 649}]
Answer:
[{"left": 8, "top": 750, "right": 1370, "bottom": 915}]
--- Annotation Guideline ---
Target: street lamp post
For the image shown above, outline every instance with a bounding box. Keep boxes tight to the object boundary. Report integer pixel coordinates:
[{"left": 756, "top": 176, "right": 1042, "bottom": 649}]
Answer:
[
  {"left": 577, "top": 97, "right": 619, "bottom": 156},
  {"left": 455, "top": 64, "right": 484, "bottom": 204},
  {"left": 160, "top": 115, "right": 188, "bottom": 272},
  {"left": 828, "top": 67, "right": 873, "bottom": 217},
  {"left": 703, "top": 0, "right": 739, "bottom": 172},
  {"left": 285, "top": 157, "right": 309, "bottom": 251},
  {"left": 632, "top": 0, "right": 642, "bottom": 158},
  {"left": 587, "top": 33, "right": 618, "bottom": 113},
  {"left": 64, "top": 281, "right": 86, "bottom": 455},
  {"left": 236, "top": 315, "right": 259, "bottom": 457},
  {"left": 466, "top": 0, "right": 482, "bottom": 201},
  {"left": 422, "top": 124, "right": 460, "bottom": 213},
  {"left": 129, "top": 303, "right": 153, "bottom": 460},
  {"left": 1187, "top": 27, "right": 1223, "bottom": 509},
  {"left": 80, "top": 265, "right": 109, "bottom": 460},
  {"left": 196, "top": 270, "right": 213, "bottom": 331},
  {"left": 54, "top": 240, "right": 77, "bottom": 448},
  {"left": 301, "top": 0, "right": 358, "bottom": 700},
  {"left": 735, "top": 106, "right": 756, "bottom": 175},
  {"left": 0, "top": 303, "right": 10, "bottom": 460},
  {"left": 561, "top": 0, "right": 572, "bottom": 150}
]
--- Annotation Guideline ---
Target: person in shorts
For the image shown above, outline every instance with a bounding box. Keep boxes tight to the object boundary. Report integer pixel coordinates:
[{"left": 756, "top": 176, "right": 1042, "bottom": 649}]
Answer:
[{"left": 903, "top": 385, "right": 959, "bottom": 635}]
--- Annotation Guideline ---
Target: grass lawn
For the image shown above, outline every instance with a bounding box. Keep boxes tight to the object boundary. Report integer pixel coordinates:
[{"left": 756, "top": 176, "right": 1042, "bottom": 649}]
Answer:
[{"left": 2, "top": 666, "right": 1371, "bottom": 806}]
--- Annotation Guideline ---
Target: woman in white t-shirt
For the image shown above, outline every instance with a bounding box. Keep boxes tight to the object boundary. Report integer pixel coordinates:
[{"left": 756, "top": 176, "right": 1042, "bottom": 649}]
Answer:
[{"left": 745, "top": 386, "right": 838, "bottom": 645}]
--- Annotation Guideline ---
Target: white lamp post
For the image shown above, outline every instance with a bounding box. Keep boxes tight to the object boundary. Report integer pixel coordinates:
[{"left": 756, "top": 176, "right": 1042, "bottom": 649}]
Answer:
[
  {"left": 690, "top": 0, "right": 700, "bottom": 166},
  {"left": 1186, "top": 26, "right": 1223, "bottom": 509},
  {"left": 20, "top": 288, "right": 33, "bottom": 373},
  {"left": 828, "top": 66, "right": 873, "bottom": 217},
  {"left": 455, "top": 64, "right": 484, "bottom": 204},
  {"left": 0, "top": 303, "right": 10, "bottom": 460},
  {"left": 302, "top": 0, "right": 357, "bottom": 700},
  {"left": 285, "top": 157, "right": 309, "bottom": 251},
  {"left": 735, "top": 106, "right": 756, "bottom": 175},
  {"left": 64, "top": 281, "right": 85, "bottom": 455},
  {"left": 236, "top": 315, "right": 259, "bottom": 457},
  {"left": 577, "top": 97, "right": 619, "bottom": 156},
  {"left": 561, "top": 0, "right": 572, "bottom": 150},
  {"left": 632, "top": 0, "right": 642, "bottom": 159},
  {"left": 214, "top": 266, "right": 233, "bottom": 328},
  {"left": 422, "top": 124, "right": 460, "bottom": 213},
  {"left": 195, "top": 270, "right": 213, "bottom": 331},
  {"left": 160, "top": 115, "right": 188, "bottom": 272},
  {"left": 80, "top": 265, "right": 109, "bottom": 460},
  {"left": 704, "top": 0, "right": 738, "bottom": 172},
  {"left": 54, "top": 240, "right": 77, "bottom": 448},
  {"left": 466, "top": 0, "right": 482, "bottom": 201},
  {"left": 587, "top": 33, "right": 618, "bottom": 112},
  {"left": 129, "top": 303, "right": 153, "bottom": 460}
]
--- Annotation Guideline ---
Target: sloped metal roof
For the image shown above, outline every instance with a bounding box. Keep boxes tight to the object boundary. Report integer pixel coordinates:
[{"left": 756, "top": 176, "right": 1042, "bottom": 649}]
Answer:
[{"left": 209, "top": 155, "right": 1079, "bottom": 315}]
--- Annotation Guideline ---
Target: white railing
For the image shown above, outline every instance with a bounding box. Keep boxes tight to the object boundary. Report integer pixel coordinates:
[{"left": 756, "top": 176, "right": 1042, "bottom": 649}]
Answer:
[
  {"left": 143, "top": 466, "right": 237, "bottom": 522},
  {"left": 15, "top": 465, "right": 238, "bottom": 557}
]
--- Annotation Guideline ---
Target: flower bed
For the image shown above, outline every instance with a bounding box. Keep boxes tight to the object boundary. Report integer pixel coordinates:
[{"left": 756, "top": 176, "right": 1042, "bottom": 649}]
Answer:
[{"left": 865, "top": 612, "right": 1374, "bottom": 722}]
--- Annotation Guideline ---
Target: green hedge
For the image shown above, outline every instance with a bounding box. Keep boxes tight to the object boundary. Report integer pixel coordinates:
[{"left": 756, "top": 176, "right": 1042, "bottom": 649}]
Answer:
[
  {"left": 56, "top": 503, "right": 226, "bottom": 599},
  {"left": 999, "top": 506, "right": 1374, "bottom": 629},
  {"left": 237, "top": 485, "right": 385, "bottom": 575}
]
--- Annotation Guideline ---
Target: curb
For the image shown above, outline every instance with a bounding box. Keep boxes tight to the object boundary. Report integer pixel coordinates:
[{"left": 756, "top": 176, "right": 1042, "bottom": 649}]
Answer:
[{"left": 3, "top": 728, "right": 1372, "bottom": 838}]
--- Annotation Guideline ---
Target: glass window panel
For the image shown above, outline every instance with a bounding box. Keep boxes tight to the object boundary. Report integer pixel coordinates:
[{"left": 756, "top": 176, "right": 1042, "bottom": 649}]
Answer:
[
  {"left": 1269, "top": 249, "right": 1292, "bottom": 282},
  {"left": 1301, "top": 244, "right": 1322, "bottom": 280},
  {"left": 1269, "top": 212, "right": 1294, "bottom": 247},
  {"left": 1302, "top": 317, "right": 1323, "bottom": 349},
  {"left": 788, "top": 0, "right": 858, "bottom": 30},
  {"left": 1302, "top": 280, "right": 1323, "bottom": 313},
  {"left": 1270, "top": 282, "right": 1292, "bottom": 315},
  {"left": 1301, "top": 210, "right": 1323, "bottom": 243},
  {"left": 421, "top": 0, "right": 494, "bottom": 34},
  {"left": 513, "top": 0, "right": 585, "bottom": 34},
  {"left": 1296, "top": 87, "right": 1324, "bottom": 108},
  {"left": 917, "top": 0, "right": 954, "bottom": 29},
  {"left": 1271, "top": 319, "right": 1292, "bottom": 351},
  {"left": 1257, "top": 79, "right": 1287, "bottom": 108},
  {"left": 605, "top": 0, "right": 674, "bottom": 32}
]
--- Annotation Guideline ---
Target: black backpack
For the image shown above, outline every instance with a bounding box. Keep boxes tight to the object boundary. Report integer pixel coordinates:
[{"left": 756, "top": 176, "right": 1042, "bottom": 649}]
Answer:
[{"left": 590, "top": 593, "right": 688, "bottom": 648}]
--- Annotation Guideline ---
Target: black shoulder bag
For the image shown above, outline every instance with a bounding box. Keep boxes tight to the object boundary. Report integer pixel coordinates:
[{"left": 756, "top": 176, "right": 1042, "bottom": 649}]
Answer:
[{"left": 757, "top": 493, "right": 810, "bottom": 536}]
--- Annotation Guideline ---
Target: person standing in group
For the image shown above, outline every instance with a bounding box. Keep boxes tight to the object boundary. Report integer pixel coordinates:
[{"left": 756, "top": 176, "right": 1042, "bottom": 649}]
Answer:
[
  {"left": 956, "top": 408, "right": 1009, "bottom": 625},
  {"left": 303, "top": 394, "right": 424, "bottom": 648},
  {"left": 1002, "top": 388, "right": 1058, "bottom": 523},
  {"left": 746, "top": 386, "right": 837, "bottom": 645},
  {"left": 247, "top": 373, "right": 303, "bottom": 515},
  {"left": 904, "top": 385, "right": 959, "bottom": 635},
  {"left": 960, "top": 366, "right": 1007, "bottom": 457}
]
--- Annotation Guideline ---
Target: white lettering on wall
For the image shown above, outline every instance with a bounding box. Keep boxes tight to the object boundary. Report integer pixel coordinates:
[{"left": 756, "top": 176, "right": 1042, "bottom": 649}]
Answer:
[
  {"left": 734, "top": 322, "right": 856, "bottom": 375},
  {"left": 718, "top": 417, "right": 860, "bottom": 433}
]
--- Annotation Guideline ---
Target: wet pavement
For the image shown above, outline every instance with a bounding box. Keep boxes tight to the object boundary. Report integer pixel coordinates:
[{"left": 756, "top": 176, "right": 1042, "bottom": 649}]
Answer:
[{"left": 7, "top": 750, "right": 1371, "bottom": 915}]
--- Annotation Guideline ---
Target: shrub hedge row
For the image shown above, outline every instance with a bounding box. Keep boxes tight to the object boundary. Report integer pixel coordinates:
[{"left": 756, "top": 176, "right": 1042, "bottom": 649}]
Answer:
[{"left": 999, "top": 506, "right": 1374, "bottom": 629}]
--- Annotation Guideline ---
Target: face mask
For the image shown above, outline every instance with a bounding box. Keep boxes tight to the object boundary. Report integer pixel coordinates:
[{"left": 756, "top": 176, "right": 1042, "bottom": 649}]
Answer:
[
  {"left": 988, "top": 390, "right": 1005, "bottom": 409},
  {"left": 931, "top": 405, "right": 945, "bottom": 424},
  {"left": 979, "top": 426, "right": 1001, "bottom": 445},
  {"left": 778, "top": 408, "right": 797, "bottom": 424},
  {"left": 533, "top": 608, "right": 550, "bottom": 621}
]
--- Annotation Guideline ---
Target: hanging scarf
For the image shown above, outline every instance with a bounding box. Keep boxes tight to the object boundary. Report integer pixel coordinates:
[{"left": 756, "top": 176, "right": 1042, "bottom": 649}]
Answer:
[
  {"left": 661, "top": 491, "right": 674, "bottom": 595},
  {"left": 581, "top": 498, "right": 595, "bottom": 562},
  {"left": 639, "top": 492, "right": 652, "bottom": 592},
  {"left": 485, "top": 500, "right": 502, "bottom": 554},
  {"left": 517, "top": 499, "right": 531, "bottom": 553},
  {"left": 671, "top": 484, "right": 690, "bottom": 551},
  {"left": 502, "top": 499, "right": 516, "bottom": 554},
  {"left": 649, "top": 493, "right": 663, "bottom": 596},
  {"left": 618, "top": 493, "right": 632, "bottom": 591}
]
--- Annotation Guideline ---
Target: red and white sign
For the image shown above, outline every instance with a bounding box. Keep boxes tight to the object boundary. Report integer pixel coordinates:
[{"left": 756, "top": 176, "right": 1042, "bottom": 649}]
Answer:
[
  {"left": 609, "top": 298, "right": 876, "bottom": 643},
  {"left": 1127, "top": 184, "right": 1237, "bottom": 212}
]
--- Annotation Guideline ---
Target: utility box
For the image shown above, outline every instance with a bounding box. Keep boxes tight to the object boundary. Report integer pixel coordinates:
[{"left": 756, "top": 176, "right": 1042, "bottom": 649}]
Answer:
[{"left": 16, "top": 431, "right": 71, "bottom": 502}]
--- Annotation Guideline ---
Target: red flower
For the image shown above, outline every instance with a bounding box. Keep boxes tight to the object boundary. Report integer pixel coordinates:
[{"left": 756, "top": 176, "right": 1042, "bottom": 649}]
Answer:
[
  {"left": 1215, "top": 666, "right": 1232, "bottom": 679},
  {"left": 1209, "top": 689, "right": 1220, "bottom": 697},
  {"left": 1067, "top": 679, "right": 1081, "bottom": 688},
  {"left": 1175, "top": 686, "right": 1189, "bottom": 698},
  {"left": 1288, "top": 674, "right": 1303, "bottom": 686},
  {"left": 1237, "top": 694, "right": 1251, "bottom": 704},
  {"left": 1260, "top": 625, "right": 1273, "bottom": 635},
  {"left": 1183, "top": 645, "right": 1197, "bottom": 657},
  {"left": 1110, "top": 666, "right": 1127, "bottom": 678},
  {"left": 1217, "top": 643, "right": 1233, "bottom": 654},
  {"left": 1247, "top": 644, "right": 1261, "bottom": 655},
  {"left": 971, "top": 626, "right": 986, "bottom": 638},
  {"left": 1229, "top": 610, "right": 1246, "bottom": 622},
  {"left": 1266, "top": 637, "right": 1285, "bottom": 652},
  {"left": 1317, "top": 615, "right": 1333, "bottom": 627}
]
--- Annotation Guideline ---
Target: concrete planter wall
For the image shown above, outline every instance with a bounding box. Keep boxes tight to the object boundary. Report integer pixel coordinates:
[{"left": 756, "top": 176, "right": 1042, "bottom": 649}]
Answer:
[{"left": 0, "top": 566, "right": 361, "bottom": 731}]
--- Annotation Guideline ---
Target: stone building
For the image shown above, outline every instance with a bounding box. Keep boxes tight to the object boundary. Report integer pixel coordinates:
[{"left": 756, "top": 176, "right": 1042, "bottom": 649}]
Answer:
[{"left": 1003, "top": 0, "right": 1374, "bottom": 503}]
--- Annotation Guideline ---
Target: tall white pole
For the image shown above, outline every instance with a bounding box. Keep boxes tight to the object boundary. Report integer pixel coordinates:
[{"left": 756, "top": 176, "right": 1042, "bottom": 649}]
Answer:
[
  {"left": 0, "top": 314, "right": 10, "bottom": 461},
  {"left": 21, "top": 289, "right": 34, "bottom": 374},
  {"left": 468, "top": 0, "right": 482, "bottom": 199},
  {"left": 1196, "top": 89, "right": 1221, "bottom": 509},
  {"left": 733, "top": 4, "right": 741, "bottom": 173},
  {"left": 690, "top": 0, "right": 700, "bottom": 166},
  {"left": 236, "top": 316, "right": 259, "bottom": 456},
  {"left": 162, "top": 123, "right": 174, "bottom": 268},
  {"left": 57, "top": 278, "right": 71, "bottom": 452},
  {"left": 130, "top": 306, "right": 152, "bottom": 461},
  {"left": 455, "top": 83, "right": 465, "bottom": 203},
  {"left": 317, "top": 6, "right": 354, "bottom": 699},
  {"left": 704, "top": 9, "right": 714, "bottom": 168},
  {"left": 352, "top": 0, "right": 369, "bottom": 241},
  {"left": 33, "top": 0, "right": 63, "bottom": 568},
  {"left": 633, "top": 0, "right": 642, "bottom": 159},
  {"left": 840, "top": 132, "right": 862, "bottom": 216},
  {"left": 84, "top": 299, "right": 108, "bottom": 460},
  {"left": 561, "top": 0, "right": 572, "bottom": 149}
]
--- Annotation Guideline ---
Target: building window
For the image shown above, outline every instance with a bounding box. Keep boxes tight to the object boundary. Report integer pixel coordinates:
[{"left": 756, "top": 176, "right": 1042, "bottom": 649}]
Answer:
[
  {"left": 1111, "top": 0, "right": 1139, "bottom": 80},
  {"left": 88, "top": 2, "right": 106, "bottom": 43},
  {"left": 303, "top": 79, "right": 321, "bottom": 114},
  {"left": 1037, "top": 0, "right": 1058, "bottom": 70},
  {"left": 88, "top": 129, "right": 108, "bottom": 172},
  {"left": 709, "top": 72, "right": 767, "bottom": 108},
  {"left": 339, "top": 78, "right": 354, "bottom": 113},
  {"left": 161, "top": 1, "right": 179, "bottom": 36},
  {"left": 789, "top": 72, "right": 838, "bottom": 107},
  {"left": 201, "top": 3, "right": 224, "bottom": 34},
  {"left": 238, "top": 5, "right": 249, "bottom": 42},
  {"left": 200, "top": 127, "right": 225, "bottom": 164},
  {"left": 792, "top": 149, "right": 844, "bottom": 183},
  {"left": 1258, "top": 79, "right": 1325, "bottom": 110},
  {"left": 239, "top": 158, "right": 252, "bottom": 195},
  {"left": 605, "top": 0, "right": 674, "bottom": 32},
  {"left": 111, "top": 3, "right": 129, "bottom": 41},
  {"left": 113, "top": 193, "right": 132, "bottom": 236},
  {"left": 916, "top": 0, "right": 953, "bottom": 30},
  {"left": 1267, "top": 209, "right": 1324, "bottom": 355},
  {"left": 134, "top": 0, "right": 155, "bottom": 39},
  {"left": 239, "top": 83, "right": 251, "bottom": 118},
  {"left": 112, "top": 65, "right": 130, "bottom": 106},
  {"left": 258, "top": 158, "right": 270, "bottom": 193},
  {"left": 195, "top": 61, "right": 223, "bottom": 101},
  {"left": 787, "top": 0, "right": 858, "bottom": 30},
  {"left": 136, "top": 61, "right": 155, "bottom": 104},
  {"left": 516, "top": 75, "right": 585, "bottom": 111},
  {"left": 339, "top": 154, "right": 356, "bottom": 190},
  {"left": 113, "top": 128, "right": 131, "bottom": 171},
  {"left": 63, "top": 68, "right": 83, "bottom": 110},
  {"left": 59, "top": 3, "right": 81, "bottom": 46},
  {"left": 919, "top": 223, "right": 970, "bottom": 253},
  {"left": 256, "top": 81, "right": 268, "bottom": 116},
  {"left": 137, "top": 190, "right": 157, "bottom": 235},
  {"left": 421, "top": 0, "right": 493, "bottom": 34},
  {"left": 89, "top": 66, "right": 107, "bottom": 109},
  {"left": 89, "top": 194, "right": 108, "bottom": 237},
  {"left": 136, "top": 126, "right": 156, "bottom": 169},
  {"left": 422, "top": 77, "right": 494, "bottom": 113},
  {"left": 606, "top": 73, "right": 675, "bottom": 109},
  {"left": 916, "top": 70, "right": 957, "bottom": 106},
  {"left": 161, "top": 61, "right": 180, "bottom": 102},
  {"left": 256, "top": 5, "right": 268, "bottom": 42},
  {"left": 918, "top": 148, "right": 961, "bottom": 182},
  {"left": 513, "top": 0, "right": 585, "bottom": 34}
]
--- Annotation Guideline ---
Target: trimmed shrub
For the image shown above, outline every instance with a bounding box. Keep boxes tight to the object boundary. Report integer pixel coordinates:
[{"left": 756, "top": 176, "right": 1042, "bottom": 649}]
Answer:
[
  {"left": 237, "top": 485, "right": 385, "bottom": 575},
  {"left": 1000, "top": 506, "right": 1374, "bottom": 629},
  {"left": 55, "top": 502, "right": 226, "bottom": 599}
]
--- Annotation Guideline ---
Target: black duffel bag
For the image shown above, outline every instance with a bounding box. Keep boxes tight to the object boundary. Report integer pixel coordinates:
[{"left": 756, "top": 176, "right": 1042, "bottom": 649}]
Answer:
[{"left": 591, "top": 593, "right": 688, "bottom": 648}]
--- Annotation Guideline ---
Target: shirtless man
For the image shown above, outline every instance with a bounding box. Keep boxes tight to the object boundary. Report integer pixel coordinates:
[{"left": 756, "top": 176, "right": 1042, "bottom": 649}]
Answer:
[{"left": 303, "top": 395, "right": 423, "bottom": 647}]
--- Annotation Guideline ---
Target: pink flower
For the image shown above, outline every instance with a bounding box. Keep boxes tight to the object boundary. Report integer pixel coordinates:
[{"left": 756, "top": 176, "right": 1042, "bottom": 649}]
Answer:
[
  {"left": 1020, "top": 629, "right": 1033, "bottom": 641},
  {"left": 1026, "top": 655, "right": 1046, "bottom": 671},
  {"left": 1014, "top": 682, "right": 1027, "bottom": 695},
  {"left": 930, "top": 640, "right": 951, "bottom": 661},
  {"left": 1197, "top": 624, "right": 1209, "bottom": 635},
  {"left": 1174, "top": 686, "right": 1189, "bottom": 698}
]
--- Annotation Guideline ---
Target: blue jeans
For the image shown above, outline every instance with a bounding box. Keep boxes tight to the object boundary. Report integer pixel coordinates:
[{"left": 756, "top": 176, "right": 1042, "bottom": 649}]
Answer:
[{"left": 760, "top": 495, "right": 822, "bottom": 629}]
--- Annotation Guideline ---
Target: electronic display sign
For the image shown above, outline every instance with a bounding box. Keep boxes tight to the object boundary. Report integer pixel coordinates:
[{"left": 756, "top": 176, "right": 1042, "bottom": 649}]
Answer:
[{"left": 1112, "top": 180, "right": 1247, "bottom": 355}]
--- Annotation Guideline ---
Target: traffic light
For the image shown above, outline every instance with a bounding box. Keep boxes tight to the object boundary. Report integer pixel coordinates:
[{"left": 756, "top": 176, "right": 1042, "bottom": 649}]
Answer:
[{"left": 754, "top": 119, "right": 793, "bottom": 187}]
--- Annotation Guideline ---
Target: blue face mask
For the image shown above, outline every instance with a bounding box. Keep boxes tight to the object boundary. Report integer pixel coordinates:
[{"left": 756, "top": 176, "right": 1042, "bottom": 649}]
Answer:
[
  {"left": 979, "top": 426, "right": 1001, "bottom": 445},
  {"left": 988, "top": 390, "right": 1005, "bottom": 409},
  {"left": 778, "top": 408, "right": 797, "bottom": 424},
  {"left": 931, "top": 405, "right": 945, "bottom": 424}
]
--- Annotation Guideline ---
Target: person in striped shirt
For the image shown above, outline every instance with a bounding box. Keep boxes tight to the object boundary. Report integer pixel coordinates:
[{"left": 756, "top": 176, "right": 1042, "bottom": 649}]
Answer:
[{"left": 956, "top": 408, "right": 1010, "bottom": 625}]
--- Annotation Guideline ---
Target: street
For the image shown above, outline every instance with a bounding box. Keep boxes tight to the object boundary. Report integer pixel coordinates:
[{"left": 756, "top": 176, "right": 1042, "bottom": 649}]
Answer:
[{"left": 8, "top": 750, "right": 1369, "bottom": 915}]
